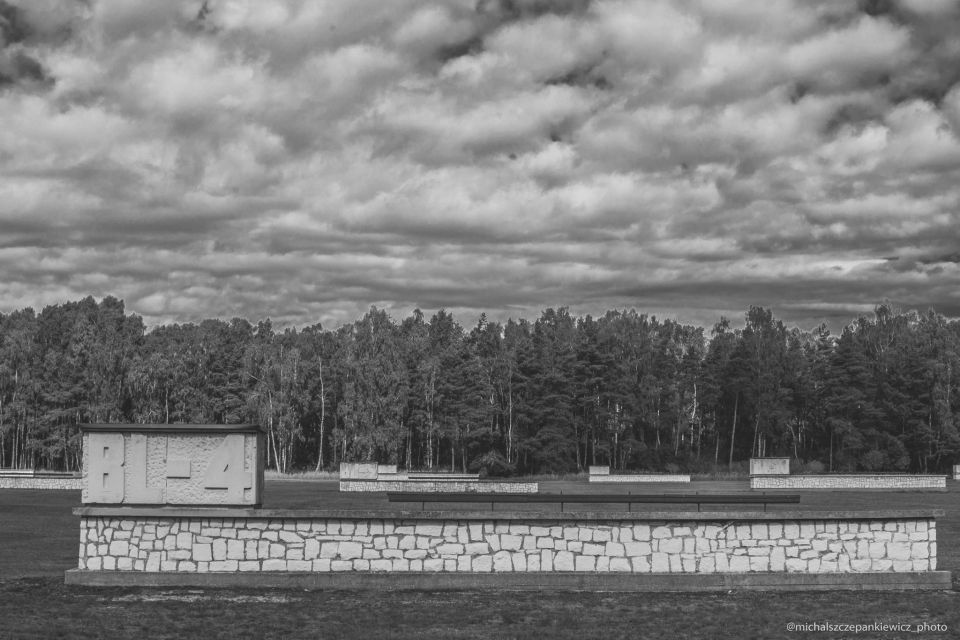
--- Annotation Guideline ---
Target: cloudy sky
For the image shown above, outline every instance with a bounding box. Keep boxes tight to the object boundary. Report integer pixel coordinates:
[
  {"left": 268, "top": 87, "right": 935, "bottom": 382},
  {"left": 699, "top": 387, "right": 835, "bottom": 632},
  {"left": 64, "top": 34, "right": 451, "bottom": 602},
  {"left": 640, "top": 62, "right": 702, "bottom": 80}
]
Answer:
[{"left": 2, "top": 0, "right": 960, "bottom": 332}]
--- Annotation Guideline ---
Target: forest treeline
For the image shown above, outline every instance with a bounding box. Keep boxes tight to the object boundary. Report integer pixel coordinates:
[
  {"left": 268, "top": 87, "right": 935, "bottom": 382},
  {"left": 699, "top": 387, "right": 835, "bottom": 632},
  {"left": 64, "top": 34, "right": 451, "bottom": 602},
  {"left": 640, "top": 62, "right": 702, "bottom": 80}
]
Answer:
[{"left": 1, "top": 296, "right": 958, "bottom": 475}]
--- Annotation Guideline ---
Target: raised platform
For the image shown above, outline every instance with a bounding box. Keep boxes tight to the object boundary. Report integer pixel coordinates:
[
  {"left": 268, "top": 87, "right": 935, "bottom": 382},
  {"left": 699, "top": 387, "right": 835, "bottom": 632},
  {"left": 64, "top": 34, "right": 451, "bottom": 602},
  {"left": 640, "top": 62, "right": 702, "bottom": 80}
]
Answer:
[
  {"left": 65, "top": 569, "right": 951, "bottom": 591},
  {"left": 751, "top": 474, "right": 947, "bottom": 491},
  {"left": 70, "top": 507, "right": 944, "bottom": 591}
]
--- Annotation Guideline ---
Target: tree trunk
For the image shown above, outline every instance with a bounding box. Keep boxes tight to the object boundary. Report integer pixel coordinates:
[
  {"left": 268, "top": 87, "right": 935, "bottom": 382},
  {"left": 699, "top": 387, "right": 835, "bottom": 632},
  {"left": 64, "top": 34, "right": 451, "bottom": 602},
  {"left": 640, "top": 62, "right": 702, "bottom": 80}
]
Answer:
[
  {"left": 574, "top": 417, "right": 581, "bottom": 471},
  {"left": 655, "top": 395, "right": 661, "bottom": 449},
  {"left": 713, "top": 414, "right": 720, "bottom": 466},
  {"left": 728, "top": 392, "right": 739, "bottom": 468},
  {"left": 314, "top": 359, "right": 326, "bottom": 472},
  {"left": 828, "top": 425, "right": 833, "bottom": 472},
  {"left": 674, "top": 391, "right": 683, "bottom": 456},
  {"left": 507, "top": 374, "right": 513, "bottom": 464}
]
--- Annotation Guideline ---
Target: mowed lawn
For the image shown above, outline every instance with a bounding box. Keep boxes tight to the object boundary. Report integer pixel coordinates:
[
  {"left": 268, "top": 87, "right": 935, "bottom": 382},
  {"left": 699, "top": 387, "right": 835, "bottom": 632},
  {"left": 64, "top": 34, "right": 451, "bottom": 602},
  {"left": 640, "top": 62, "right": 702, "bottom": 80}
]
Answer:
[{"left": 1, "top": 480, "right": 959, "bottom": 639}]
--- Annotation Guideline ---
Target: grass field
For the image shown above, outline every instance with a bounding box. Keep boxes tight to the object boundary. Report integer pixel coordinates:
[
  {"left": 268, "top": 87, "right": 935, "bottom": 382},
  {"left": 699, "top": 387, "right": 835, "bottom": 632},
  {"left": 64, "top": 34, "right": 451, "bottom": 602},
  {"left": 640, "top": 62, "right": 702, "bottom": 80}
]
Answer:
[{"left": 2, "top": 480, "right": 959, "bottom": 639}]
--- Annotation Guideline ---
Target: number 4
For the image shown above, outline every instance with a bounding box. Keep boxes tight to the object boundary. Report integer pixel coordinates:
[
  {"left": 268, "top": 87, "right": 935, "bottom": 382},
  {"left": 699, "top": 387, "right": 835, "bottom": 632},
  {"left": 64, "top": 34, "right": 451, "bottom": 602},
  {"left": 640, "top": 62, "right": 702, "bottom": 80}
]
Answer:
[{"left": 203, "top": 434, "right": 252, "bottom": 503}]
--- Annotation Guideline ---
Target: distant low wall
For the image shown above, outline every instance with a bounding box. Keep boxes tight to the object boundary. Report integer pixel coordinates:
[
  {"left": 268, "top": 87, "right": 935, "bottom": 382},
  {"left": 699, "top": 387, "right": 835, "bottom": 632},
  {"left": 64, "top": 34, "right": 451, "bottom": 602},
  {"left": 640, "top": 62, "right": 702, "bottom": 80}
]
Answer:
[
  {"left": 67, "top": 507, "right": 947, "bottom": 591},
  {"left": 589, "top": 474, "right": 691, "bottom": 483},
  {"left": 339, "top": 463, "right": 480, "bottom": 484},
  {"left": 0, "top": 470, "right": 82, "bottom": 490},
  {"left": 587, "top": 466, "right": 690, "bottom": 483},
  {"left": 751, "top": 475, "right": 946, "bottom": 491},
  {"left": 339, "top": 480, "right": 538, "bottom": 493}
]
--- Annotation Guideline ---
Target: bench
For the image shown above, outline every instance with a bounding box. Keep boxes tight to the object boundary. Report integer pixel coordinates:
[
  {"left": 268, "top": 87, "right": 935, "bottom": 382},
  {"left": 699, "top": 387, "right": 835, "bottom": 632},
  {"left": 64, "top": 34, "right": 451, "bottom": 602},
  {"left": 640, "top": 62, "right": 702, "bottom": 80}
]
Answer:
[{"left": 386, "top": 492, "right": 801, "bottom": 512}]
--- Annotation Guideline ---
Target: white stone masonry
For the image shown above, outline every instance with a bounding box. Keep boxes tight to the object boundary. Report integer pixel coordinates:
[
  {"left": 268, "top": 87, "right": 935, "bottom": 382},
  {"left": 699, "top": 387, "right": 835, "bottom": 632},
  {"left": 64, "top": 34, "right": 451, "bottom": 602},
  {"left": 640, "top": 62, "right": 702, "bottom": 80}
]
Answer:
[
  {"left": 78, "top": 515, "right": 936, "bottom": 575},
  {"left": 751, "top": 475, "right": 946, "bottom": 490},
  {"left": 0, "top": 476, "right": 82, "bottom": 489}
]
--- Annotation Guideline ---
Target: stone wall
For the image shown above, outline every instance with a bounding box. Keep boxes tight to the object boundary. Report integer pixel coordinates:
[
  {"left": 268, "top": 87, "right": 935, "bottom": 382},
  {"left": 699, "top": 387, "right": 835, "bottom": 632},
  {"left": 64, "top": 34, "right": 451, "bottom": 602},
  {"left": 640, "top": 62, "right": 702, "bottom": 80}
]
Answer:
[
  {"left": 0, "top": 475, "right": 82, "bottom": 490},
  {"left": 75, "top": 508, "right": 938, "bottom": 576},
  {"left": 339, "top": 480, "right": 538, "bottom": 493},
  {"left": 751, "top": 475, "right": 946, "bottom": 490},
  {"left": 588, "top": 474, "right": 691, "bottom": 483}
]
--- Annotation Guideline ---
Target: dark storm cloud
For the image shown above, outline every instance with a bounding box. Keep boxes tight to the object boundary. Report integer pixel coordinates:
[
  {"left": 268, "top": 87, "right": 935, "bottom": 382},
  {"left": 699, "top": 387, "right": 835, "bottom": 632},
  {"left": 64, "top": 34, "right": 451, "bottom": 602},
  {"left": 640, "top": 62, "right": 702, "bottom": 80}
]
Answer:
[{"left": 0, "top": 1, "right": 53, "bottom": 87}]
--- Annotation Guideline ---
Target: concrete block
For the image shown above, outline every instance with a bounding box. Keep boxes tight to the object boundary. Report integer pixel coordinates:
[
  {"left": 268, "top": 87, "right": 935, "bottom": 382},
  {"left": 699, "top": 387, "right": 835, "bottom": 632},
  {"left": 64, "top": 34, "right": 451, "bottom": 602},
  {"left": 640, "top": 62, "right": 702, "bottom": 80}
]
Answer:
[
  {"left": 501, "top": 535, "right": 522, "bottom": 551},
  {"left": 651, "top": 553, "right": 669, "bottom": 572},
  {"left": 632, "top": 557, "right": 651, "bottom": 573},
  {"left": 624, "top": 541, "right": 652, "bottom": 557},
  {"left": 527, "top": 554, "right": 540, "bottom": 572},
  {"left": 887, "top": 543, "right": 911, "bottom": 561},
  {"left": 554, "top": 551, "right": 574, "bottom": 571},
  {"left": 658, "top": 538, "right": 682, "bottom": 554},
  {"left": 513, "top": 552, "right": 527, "bottom": 572},
  {"left": 493, "top": 550, "right": 513, "bottom": 572},
  {"left": 226, "top": 540, "right": 244, "bottom": 560},
  {"left": 370, "top": 559, "right": 392, "bottom": 571},
  {"left": 535, "top": 550, "right": 551, "bottom": 572},
  {"left": 415, "top": 523, "right": 443, "bottom": 537},
  {"left": 729, "top": 556, "right": 750, "bottom": 572},
  {"left": 460, "top": 542, "right": 486, "bottom": 556}
]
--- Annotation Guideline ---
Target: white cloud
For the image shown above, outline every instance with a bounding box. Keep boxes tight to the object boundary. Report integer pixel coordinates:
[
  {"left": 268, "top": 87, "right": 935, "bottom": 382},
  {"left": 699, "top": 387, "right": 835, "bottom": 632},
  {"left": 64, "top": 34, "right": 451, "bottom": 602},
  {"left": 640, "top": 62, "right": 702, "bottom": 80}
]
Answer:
[
  {"left": 0, "top": 0, "right": 959, "bottom": 331},
  {"left": 785, "top": 16, "right": 912, "bottom": 91}
]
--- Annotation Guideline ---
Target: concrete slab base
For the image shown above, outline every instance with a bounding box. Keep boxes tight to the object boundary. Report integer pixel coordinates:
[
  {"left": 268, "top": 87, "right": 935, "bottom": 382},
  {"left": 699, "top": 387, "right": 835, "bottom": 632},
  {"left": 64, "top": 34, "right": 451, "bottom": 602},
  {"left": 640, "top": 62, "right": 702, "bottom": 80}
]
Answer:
[{"left": 64, "top": 570, "right": 952, "bottom": 592}]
